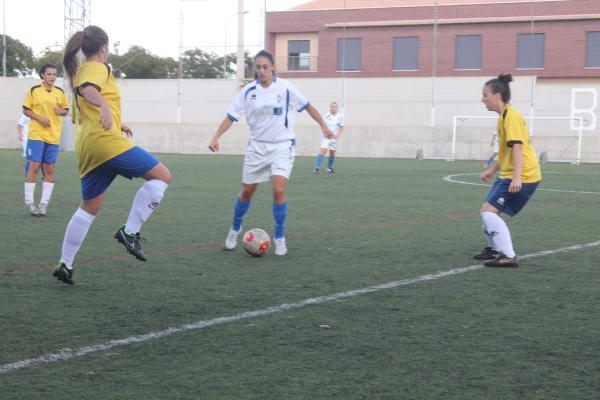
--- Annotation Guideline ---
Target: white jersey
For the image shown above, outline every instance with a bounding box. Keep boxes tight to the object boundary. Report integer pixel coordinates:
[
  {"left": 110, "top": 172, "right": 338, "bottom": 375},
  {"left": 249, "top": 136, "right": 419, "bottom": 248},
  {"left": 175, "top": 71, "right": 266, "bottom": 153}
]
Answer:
[
  {"left": 324, "top": 112, "right": 344, "bottom": 138},
  {"left": 18, "top": 113, "right": 30, "bottom": 137},
  {"left": 227, "top": 77, "right": 310, "bottom": 143}
]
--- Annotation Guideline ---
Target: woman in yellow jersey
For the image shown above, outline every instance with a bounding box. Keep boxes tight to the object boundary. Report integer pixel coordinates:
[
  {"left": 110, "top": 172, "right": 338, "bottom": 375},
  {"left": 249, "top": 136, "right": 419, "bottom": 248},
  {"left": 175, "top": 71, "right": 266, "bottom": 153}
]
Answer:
[
  {"left": 475, "top": 73, "right": 542, "bottom": 268},
  {"left": 53, "top": 26, "right": 171, "bottom": 285},
  {"left": 22, "top": 63, "right": 69, "bottom": 216}
]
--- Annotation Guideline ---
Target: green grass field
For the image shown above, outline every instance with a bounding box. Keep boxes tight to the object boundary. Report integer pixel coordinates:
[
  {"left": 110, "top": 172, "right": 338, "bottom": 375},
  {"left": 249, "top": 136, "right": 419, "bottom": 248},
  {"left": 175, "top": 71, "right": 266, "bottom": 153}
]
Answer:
[{"left": 1, "top": 149, "right": 599, "bottom": 399}]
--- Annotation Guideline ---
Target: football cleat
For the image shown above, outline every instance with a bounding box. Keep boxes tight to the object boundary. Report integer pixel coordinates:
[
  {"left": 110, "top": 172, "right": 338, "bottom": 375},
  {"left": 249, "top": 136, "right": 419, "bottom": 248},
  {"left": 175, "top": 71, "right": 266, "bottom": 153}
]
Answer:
[
  {"left": 114, "top": 225, "right": 147, "bottom": 261},
  {"left": 53, "top": 262, "right": 74, "bottom": 285},
  {"left": 473, "top": 246, "right": 500, "bottom": 260},
  {"left": 484, "top": 253, "right": 519, "bottom": 268},
  {"left": 274, "top": 237, "right": 288, "bottom": 256},
  {"left": 313, "top": 168, "right": 320, "bottom": 174},
  {"left": 38, "top": 203, "right": 48, "bottom": 216},
  {"left": 225, "top": 227, "right": 241, "bottom": 250},
  {"left": 26, "top": 203, "right": 39, "bottom": 216},
  {"left": 326, "top": 168, "right": 335, "bottom": 173}
]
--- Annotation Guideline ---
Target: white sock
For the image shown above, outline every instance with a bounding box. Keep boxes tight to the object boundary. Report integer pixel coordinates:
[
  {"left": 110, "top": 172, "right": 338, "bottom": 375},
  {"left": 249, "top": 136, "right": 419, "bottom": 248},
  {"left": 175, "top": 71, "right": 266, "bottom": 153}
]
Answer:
[
  {"left": 41, "top": 182, "right": 55, "bottom": 205},
  {"left": 24, "top": 182, "right": 35, "bottom": 205},
  {"left": 61, "top": 208, "right": 96, "bottom": 268},
  {"left": 125, "top": 179, "right": 168, "bottom": 234},
  {"left": 481, "top": 211, "right": 516, "bottom": 258},
  {"left": 482, "top": 223, "right": 496, "bottom": 249}
]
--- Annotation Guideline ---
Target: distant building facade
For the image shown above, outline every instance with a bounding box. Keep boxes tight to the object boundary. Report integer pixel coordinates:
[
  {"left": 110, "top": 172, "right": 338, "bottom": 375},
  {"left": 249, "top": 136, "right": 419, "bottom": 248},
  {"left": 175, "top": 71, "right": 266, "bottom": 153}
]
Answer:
[{"left": 266, "top": 0, "right": 600, "bottom": 78}]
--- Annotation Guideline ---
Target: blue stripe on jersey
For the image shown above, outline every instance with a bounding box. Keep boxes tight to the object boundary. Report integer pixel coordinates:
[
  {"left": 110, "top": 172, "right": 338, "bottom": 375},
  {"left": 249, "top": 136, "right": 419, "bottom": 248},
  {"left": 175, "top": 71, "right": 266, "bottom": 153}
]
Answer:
[
  {"left": 227, "top": 113, "right": 238, "bottom": 122},
  {"left": 244, "top": 85, "right": 257, "bottom": 100},
  {"left": 298, "top": 102, "right": 310, "bottom": 112},
  {"left": 284, "top": 89, "right": 290, "bottom": 128}
]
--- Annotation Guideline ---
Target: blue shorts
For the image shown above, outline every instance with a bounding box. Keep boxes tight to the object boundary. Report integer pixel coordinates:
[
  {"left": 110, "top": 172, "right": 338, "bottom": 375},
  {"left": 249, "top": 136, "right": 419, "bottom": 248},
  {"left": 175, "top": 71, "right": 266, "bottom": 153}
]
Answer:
[
  {"left": 27, "top": 140, "right": 59, "bottom": 164},
  {"left": 81, "top": 147, "right": 160, "bottom": 200},
  {"left": 485, "top": 178, "right": 540, "bottom": 217}
]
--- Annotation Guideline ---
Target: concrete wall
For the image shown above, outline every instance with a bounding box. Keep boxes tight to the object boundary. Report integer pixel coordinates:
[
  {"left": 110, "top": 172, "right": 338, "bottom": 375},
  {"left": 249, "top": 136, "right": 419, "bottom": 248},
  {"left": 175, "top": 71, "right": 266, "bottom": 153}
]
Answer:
[{"left": 1, "top": 75, "right": 599, "bottom": 162}]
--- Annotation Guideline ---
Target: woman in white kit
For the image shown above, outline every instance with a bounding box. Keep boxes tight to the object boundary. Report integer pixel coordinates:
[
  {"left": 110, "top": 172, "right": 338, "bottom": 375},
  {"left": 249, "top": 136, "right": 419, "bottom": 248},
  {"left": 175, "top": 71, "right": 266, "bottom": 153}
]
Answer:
[{"left": 209, "top": 50, "right": 333, "bottom": 256}]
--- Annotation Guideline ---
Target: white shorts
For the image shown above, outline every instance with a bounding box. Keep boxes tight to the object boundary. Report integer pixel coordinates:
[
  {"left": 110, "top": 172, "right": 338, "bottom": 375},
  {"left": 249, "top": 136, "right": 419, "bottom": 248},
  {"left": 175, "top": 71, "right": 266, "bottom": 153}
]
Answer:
[
  {"left": 242, "top": 139, "right": 296, "bottom": 184},
  {"left": 320, "top": 137, "right": 337, "bottom": 151}
]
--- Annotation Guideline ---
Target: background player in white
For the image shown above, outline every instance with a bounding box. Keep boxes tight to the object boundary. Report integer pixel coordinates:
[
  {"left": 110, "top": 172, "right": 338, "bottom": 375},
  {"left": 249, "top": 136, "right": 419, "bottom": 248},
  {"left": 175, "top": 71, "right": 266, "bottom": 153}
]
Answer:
[
  {"left": 17, "top": 113, "right": 30, "bottom": 157},
  {"left": 209, "top": 50, "right": 333, "bottom": 256},
  {"left": 483, "top": 131, "right": 499, "bottom": 168},
  {"left": 313, "top": 101, "right": 344, "bottom": 174}
]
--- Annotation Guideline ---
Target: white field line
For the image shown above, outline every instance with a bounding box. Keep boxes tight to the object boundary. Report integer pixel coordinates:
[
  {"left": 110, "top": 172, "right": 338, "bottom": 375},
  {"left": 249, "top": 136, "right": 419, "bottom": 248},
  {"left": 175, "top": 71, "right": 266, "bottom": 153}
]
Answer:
[
  {"left": 443, "top": 173, "right": 600, "bottom": 195},
  {"left": 2, "top": 240, "right": 600, "bottom": 375}
]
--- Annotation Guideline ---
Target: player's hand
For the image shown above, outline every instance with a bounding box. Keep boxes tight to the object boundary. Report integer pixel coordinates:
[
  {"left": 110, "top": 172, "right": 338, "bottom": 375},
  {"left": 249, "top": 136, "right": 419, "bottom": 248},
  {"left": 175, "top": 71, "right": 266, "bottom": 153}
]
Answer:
[
  {"left": 38, "top": 116, "right": 51, "bottom": 127},
  {"left": 121, "top": 124, "right": 133, "bottom": 138},
  {"left": 100, "top": 104, "right": 113, "bottom": 130},
  {"left": 208, "top": 139, "right": 219, "bottom": 152},
  {"left": 323, "top": 127, "right": 334, "bottom": 139},
  {"left": 53, "top": 106, "right": 64, "bottom": 115},
  {"left": 509, "top": 178, "right": 522, "bottom": 193},
  {"left": 480, "top": 170, "right": 493, "bottom": 182}
]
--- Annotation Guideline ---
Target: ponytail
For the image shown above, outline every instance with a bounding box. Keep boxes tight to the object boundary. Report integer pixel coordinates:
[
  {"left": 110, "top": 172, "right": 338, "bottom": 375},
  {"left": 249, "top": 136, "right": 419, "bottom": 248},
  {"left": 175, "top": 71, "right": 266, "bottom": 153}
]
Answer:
[{"left": 63, "top": 31, "right": 85, "bottom": 89}]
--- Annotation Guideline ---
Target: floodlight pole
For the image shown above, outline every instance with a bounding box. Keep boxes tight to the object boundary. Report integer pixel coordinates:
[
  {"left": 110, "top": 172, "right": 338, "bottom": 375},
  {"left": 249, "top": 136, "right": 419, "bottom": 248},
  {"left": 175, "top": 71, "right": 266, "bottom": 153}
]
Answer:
[
  {"left": 2, "top": 0, "right": 6, "bottom": 77},
  {"left": 236, "top": 0, "right": 245, "bottom": 82}
]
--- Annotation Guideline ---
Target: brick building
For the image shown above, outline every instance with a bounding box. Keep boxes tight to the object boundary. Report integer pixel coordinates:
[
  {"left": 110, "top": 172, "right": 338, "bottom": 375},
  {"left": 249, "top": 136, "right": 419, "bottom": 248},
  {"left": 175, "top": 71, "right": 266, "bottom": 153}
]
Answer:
[{"left": 266, "top": 0, "right": 600, "bottom": 78}]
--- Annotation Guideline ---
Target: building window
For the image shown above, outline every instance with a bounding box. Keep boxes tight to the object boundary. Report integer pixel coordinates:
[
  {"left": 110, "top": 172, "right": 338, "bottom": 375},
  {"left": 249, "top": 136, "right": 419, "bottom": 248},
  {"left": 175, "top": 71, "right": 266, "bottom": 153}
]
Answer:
[
  {"left": 288, "top": 40, "right": 310, "bottom": 71},
  {"left": 586, "top": 31, "right": 600, "bottom": 68},
  {"left": 517, "top": 33, "right": 544, "bottom": 69},
  {"left": 393, "top": 37, "right": 419, "bottom": 70},
  {"left": 455, "top": 35, "right": 482, "bottom": 70},
  {"left": 337, "top": 38, "right": 361, "bottom": 71}
]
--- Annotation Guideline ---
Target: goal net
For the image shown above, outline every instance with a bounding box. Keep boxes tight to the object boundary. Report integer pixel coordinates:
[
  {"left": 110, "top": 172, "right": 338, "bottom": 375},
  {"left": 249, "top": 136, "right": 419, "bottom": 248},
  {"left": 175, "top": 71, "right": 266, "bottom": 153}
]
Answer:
[{"left": 450, "top": 115, "right": 585, "bottom": 164}]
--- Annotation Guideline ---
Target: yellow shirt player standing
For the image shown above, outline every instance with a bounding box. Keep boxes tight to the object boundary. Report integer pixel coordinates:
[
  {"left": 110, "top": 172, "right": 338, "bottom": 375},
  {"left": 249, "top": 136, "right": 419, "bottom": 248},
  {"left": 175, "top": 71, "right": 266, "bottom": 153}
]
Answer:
[
  {"left": 475, "top": 73, "right": 542, "bottom": 268},
  {"left": 22, "top": 63, "right": 69, "bottom": 216}
]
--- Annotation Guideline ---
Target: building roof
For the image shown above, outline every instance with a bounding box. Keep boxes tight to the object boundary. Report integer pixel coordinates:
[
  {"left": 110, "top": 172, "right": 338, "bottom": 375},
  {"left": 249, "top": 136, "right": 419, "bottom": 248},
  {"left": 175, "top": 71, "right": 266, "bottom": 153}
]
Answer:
[{"left": 290, "top": 0, "right": 563, "bottom": 11}]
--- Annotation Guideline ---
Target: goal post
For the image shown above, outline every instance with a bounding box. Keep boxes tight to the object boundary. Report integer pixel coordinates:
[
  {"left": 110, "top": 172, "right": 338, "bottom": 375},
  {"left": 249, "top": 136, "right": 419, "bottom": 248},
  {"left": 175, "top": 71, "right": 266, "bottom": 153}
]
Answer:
[{"left": 451, "top": 115, "right": 585, "bottom": 164}]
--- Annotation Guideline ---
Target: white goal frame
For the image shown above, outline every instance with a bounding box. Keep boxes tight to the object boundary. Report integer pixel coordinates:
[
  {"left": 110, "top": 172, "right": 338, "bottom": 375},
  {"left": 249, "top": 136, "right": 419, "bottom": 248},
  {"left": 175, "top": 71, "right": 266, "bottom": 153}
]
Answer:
[{"left": 451, "top": 115, "right": 585, "bottom": 164}]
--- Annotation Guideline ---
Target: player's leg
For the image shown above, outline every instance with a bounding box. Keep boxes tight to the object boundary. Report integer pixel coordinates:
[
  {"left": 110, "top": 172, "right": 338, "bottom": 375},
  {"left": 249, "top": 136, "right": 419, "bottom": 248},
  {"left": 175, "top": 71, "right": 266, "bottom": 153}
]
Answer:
[
  {"left": 37, "top": 143, "right": 60, "bottom": 216},
  {"left": 272, "top": 176, "right": 289, "bottom": 256},
  {"left": 327, "top": 148, "right": 337, "bottom": 173},
  {"left": 226, "top": 183, "right": 258, "bottom": 249},
  {"left": 114, "top": 148, "right": 170, "bottom": 261},
  {"left": 54, "top": 188, "right": 107, "bottom": 285},
  {"left": 24, "top": 140, "right": 43, "bottom": 215},
  {"left": 314, "top": 147, "right": 327, "bottom": 174}
]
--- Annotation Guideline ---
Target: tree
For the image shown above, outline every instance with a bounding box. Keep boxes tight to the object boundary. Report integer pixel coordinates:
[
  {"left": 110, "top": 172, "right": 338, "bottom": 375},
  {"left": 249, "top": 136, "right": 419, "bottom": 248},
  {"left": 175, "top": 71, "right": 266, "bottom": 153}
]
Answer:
[
  {"left": 33, "top": 49, "right": 64, "bottom": 75},
  {"left": 111, "top": 46, "right": 177, "bottom": 79},
  {"left": 182, "top": 49, "right": 226, "bottom": 78},
  {"left": 0, "top": 35, "right": 34, "bottom": 76}
]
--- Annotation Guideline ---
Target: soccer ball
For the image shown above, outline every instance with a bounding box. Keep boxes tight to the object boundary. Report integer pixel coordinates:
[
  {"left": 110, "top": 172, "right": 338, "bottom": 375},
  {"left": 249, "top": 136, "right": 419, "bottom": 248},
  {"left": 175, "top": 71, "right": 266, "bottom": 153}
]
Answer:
[{"left": 243, "top": 228, "right": 271, "bottom": 256}]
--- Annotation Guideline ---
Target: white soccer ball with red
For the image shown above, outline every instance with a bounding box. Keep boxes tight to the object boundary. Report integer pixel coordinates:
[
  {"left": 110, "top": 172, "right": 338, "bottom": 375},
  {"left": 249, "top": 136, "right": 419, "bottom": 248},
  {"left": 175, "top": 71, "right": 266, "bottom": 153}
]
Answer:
[{"left": 243, "top": 228, "right": 271, "bottom": 256}]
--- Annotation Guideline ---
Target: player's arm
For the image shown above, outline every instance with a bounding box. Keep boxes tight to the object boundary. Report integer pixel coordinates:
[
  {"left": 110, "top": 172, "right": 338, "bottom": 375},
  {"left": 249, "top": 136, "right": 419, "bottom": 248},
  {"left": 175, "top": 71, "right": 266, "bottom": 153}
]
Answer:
[
  {"left": 23, "top": 108, "right": 51, "bottom": 128},
  {"left": 336, "top": 125, "right": 344, "bottom": 140},
  {"left": 509, "top": 143, "right": 523, "bottom": 192},
  {"left": 480, "top": 160, "right": 499, "bottom": 182},
  {"left": 306, "top": 104, "right": 333, "bottom": 138},
  {"left": 79, "top": 85, "right": 112, "bottom": 130},
  {"left": 17, "top": 124, "right": 24, "bottom": 141},
  {"left": 208, "top": 117, "right": 234, "bottom": 152},
  {"left": 54, "top": 107, "right": 68, "bottom": 116}
]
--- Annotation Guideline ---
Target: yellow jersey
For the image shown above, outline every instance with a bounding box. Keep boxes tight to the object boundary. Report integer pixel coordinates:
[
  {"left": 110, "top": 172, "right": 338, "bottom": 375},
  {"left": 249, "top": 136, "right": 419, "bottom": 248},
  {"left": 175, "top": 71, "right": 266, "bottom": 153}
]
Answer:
[
  {"left": 497, "top": 104, "right": 541, "bottom": 183},
  {"left": 74, "top": 61, "right": 133, "bottom": 177},
  {"left": 23, "top": 84, "right": 69, "bottom": 144}
]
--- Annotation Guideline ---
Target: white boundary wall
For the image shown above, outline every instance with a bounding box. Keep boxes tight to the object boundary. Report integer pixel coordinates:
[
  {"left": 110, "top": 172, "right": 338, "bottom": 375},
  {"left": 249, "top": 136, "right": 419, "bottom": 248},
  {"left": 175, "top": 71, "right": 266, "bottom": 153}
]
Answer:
[{"left": 1, "top": 76, "right": 599, "bottom": 161}]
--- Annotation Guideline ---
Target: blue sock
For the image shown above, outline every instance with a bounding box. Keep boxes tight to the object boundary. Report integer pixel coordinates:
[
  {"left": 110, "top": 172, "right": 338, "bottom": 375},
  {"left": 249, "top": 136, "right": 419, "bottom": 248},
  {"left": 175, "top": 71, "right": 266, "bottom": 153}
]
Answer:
[
  {"left": 315, "top": 154, "right": 324, "bottom": 170},
  {"left": 328, "top": 156, "right": 336, "bottom": 169},
  {"left": 232, "top": 197, "right": 251, "bottom": 231},
  {"left": 272, "top": 201, "right": 288, "bottom": 239}
]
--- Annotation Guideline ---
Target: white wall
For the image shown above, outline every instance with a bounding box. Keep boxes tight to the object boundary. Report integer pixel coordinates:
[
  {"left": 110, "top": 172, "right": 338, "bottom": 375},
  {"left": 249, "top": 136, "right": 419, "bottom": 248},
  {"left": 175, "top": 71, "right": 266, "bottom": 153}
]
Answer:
[{"left": 1, "top": 75, "right": 598, "bottom": 162}]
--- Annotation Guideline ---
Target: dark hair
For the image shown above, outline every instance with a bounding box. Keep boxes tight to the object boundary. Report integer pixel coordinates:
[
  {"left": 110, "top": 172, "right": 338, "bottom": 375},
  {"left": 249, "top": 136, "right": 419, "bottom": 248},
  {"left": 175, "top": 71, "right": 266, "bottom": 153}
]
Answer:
[
  {"left": 39, "top": 63, "right": 58, "bottom": 78},
  {"left": 63, "top": 25, "right": 109, "bottom": 88},
  {"left": 485, "top": 73, "right": 513, "bottom": 103},
  {"left": 255, "top": 49, "right": 275, "bottom": 65},
  {"left": 253, "top": 50, "right": 275, "bottom": 80}
]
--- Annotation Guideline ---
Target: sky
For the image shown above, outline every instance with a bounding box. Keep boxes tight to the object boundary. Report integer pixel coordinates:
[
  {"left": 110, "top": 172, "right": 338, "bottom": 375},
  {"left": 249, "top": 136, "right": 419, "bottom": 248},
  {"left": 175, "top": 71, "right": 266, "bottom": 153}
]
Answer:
[{"left": 2, "top": 0, "right": 309, "bottom": 58}]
